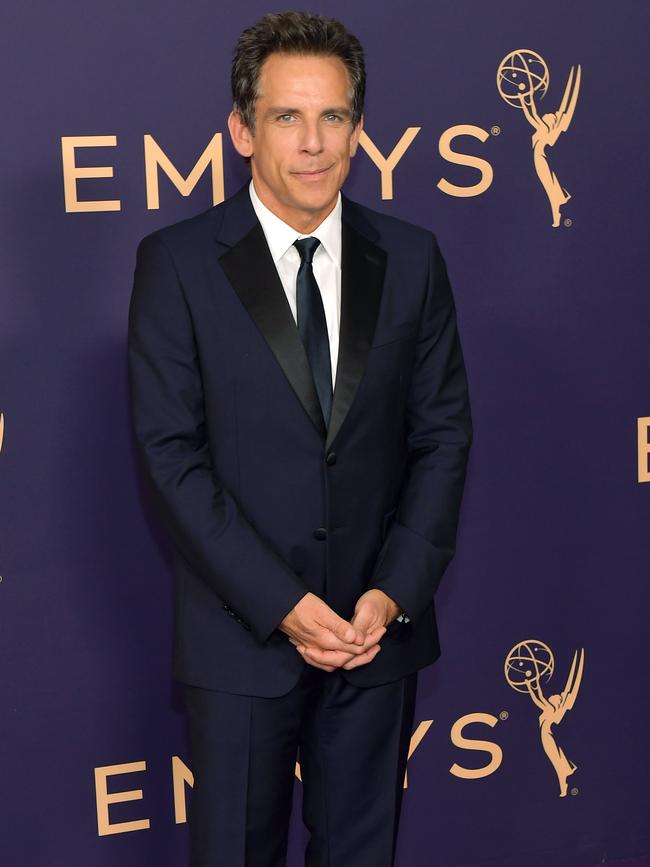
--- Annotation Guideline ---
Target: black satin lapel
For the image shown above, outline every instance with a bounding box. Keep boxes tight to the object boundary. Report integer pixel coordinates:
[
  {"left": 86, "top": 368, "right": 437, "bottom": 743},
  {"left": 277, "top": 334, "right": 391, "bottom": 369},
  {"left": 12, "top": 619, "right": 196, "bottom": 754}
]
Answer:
[
  {"left": 326, "top": 221, "right": 386, "bottom": 450},
  {"left": 218, "top": 223, "right": 327, "bottom": 439}
]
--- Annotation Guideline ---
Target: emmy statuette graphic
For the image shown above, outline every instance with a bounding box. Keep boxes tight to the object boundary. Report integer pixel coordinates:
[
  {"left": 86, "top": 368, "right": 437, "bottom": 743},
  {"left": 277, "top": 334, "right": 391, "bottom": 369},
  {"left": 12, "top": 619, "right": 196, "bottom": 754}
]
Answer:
[
  {"left": 505, "top": 640, "right": 585, "bottom": 796},
  {"left": 497, "top": 50, "right": 581, "bottom": 228}
]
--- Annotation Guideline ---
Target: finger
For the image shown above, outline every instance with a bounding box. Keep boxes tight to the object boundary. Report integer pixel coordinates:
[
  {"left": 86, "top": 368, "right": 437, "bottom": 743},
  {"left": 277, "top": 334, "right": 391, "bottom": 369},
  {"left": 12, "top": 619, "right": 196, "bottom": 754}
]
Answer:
[
  {"left": 305, "top": 658, "right": 336, "bottom": 672},
  {"left": 350, "top": 607, "right": 374, "bottom": 632},
  {"left": 302, "top": 653, "right": 337, "bottom": 672},
  {"left": 354, "top": 625, "right": 387, "bottom": 652},
  {"left": 341, "top": 645, "right": 382, "bottom": 670},
  {"left": 306, "top": 644, "right": 384, "bottom": 669},
  {"left": 296, "top": 642, "right": 357, "bottom": 666},
  {"left": 303, "top": 646, "right": 356, "bottom": 667},
  {"left": 341, "top": 648, "right": 381, "bottom": 670},
  {"left": 301, "top": 624, "right": 386, "bottom": 661},
  {"left": 290, "top": 627, "right": 359, "bottom": 653},
  {"left": 295, "top": 644, "right": 337, "bottom": 672},
  {"left": 322, "top": 615, "right": 365, "bottom": 646},
  {"left": 301, "top": 639, "right": 384, "bottom": 670},
  {"left": 312, "top": 626, "right": 368, "bottom": 654},
  {"left": 351, "top": 605, "right": 382, "bottom": 635}
]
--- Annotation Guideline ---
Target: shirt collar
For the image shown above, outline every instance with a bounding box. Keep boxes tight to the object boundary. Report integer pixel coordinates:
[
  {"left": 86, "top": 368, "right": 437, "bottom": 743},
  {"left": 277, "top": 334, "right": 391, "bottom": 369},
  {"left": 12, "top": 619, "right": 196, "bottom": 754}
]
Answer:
[{"left": 249, "top": 179, "right": 342, "bottom": 267}]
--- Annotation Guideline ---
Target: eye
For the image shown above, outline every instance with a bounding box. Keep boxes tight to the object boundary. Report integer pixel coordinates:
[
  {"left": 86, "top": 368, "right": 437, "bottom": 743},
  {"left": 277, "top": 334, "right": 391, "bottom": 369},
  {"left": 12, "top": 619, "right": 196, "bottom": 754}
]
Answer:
[
  {"left": 276, "top": 113, "right": 296, "bottom": 123},
  {"left": 323, "top": 113, "right": 344, "bottom": 124}
]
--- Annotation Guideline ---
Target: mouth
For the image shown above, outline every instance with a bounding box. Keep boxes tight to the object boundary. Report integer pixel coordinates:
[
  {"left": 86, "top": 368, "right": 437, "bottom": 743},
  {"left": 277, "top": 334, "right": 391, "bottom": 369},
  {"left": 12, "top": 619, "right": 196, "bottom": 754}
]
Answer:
[{"left": 291, "top": 165, "right": 334, "bottom": 181}]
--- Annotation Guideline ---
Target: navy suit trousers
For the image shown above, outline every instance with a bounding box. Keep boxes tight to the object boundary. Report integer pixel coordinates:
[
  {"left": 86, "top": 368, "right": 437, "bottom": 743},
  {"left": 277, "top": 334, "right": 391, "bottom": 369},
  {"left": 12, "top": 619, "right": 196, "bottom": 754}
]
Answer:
[{"left": 184, "top": 666, "right": 418, "bottom": 867}]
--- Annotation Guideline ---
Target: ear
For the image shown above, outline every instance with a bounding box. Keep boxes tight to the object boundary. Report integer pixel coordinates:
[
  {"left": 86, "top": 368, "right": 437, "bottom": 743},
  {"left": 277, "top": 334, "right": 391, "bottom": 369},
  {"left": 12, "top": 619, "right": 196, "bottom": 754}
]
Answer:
[
  {"left": 349, "top": 114, "right": 363, "bottom": 157},
  {"left": 227, "top": 110, "right": 254, "bottom": 158}
]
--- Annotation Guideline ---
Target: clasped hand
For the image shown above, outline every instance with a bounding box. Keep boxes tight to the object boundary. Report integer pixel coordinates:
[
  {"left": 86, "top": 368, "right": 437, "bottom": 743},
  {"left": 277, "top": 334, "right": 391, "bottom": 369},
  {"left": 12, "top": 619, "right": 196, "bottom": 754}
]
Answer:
[{"left": 279, "top": 590, "right": 400, "bottom": 672}]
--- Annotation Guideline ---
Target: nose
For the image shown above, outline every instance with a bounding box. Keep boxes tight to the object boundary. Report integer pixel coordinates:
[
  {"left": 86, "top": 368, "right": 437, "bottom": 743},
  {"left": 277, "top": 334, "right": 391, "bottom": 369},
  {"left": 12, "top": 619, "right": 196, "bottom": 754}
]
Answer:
[{"left": 298, "top": 118, "right": 324, "bottom": 155}]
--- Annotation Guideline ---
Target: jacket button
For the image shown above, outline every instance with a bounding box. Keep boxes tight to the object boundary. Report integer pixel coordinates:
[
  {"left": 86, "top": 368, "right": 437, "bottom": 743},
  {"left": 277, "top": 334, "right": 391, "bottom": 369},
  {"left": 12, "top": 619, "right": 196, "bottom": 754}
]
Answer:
[
  {"left": 313, "top": 527, "right": 327, "bottom": 541},
  {"left": 325, "top": 451, "right": 337, "bottom": 466}
]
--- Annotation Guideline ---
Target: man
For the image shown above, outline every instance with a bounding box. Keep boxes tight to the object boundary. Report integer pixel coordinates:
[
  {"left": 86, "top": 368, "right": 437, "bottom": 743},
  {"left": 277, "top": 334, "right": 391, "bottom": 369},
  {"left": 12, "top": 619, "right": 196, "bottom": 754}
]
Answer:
[{"left": 127, "top": 11, "right": 472, "bottom": 867}]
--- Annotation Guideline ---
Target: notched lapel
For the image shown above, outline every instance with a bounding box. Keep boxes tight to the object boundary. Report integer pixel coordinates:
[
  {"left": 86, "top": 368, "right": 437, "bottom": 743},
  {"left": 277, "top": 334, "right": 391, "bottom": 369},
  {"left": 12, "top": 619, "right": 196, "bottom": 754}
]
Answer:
[
  {"left": 327, "top": 219, "right": 386, "bottom": 450},
  {"left": 218, "top": 222, "right": 327, "bottom": 439}
]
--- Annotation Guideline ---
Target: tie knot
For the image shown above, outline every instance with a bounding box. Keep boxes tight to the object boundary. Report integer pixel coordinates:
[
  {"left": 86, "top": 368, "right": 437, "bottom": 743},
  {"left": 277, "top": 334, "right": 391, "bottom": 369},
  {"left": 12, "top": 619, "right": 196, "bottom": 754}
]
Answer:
[{"left": 294, "top": 236, "right": 320, "bottom": 265}]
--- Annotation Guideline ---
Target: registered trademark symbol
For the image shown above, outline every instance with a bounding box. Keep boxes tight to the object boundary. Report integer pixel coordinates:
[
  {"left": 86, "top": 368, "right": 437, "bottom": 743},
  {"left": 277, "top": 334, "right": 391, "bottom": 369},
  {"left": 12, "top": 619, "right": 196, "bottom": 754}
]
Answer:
[
  {"left": 499, "top": 710, "right": 509, "bottom": 720},
  {"left": 571, "top": 787, "right": 579, "bottom": 796},
  {"left": 491, "top": 125, "right": 501, "bottom": 136},
  {"left": 564, "top": 217, "right": 572, "bottom": 227}
]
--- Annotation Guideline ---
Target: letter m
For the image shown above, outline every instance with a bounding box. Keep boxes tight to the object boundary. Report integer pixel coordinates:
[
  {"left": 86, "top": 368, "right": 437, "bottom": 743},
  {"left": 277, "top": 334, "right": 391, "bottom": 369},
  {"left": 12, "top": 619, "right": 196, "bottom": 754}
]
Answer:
[{"left": 144, "top": 133, "right": 224, "bottom": 209}]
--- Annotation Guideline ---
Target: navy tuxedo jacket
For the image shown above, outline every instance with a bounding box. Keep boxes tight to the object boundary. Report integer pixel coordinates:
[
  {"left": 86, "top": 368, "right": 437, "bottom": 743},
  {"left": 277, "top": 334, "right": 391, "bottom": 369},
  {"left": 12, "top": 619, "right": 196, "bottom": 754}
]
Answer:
[{"left": 127, "top": 183, "right": 472, "bottom": 697}]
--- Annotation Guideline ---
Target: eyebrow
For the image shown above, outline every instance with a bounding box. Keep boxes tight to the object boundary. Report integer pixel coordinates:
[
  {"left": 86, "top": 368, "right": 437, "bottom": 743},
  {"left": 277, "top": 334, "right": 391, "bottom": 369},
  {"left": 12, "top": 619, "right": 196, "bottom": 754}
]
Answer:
[{"left": 264, "top": 106, "right": 353, "bottom": 118}]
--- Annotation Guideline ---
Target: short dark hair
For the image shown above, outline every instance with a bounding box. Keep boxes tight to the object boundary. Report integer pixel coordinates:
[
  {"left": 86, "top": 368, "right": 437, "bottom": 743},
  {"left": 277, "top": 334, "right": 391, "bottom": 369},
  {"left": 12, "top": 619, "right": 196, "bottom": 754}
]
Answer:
[{"left": 231, "top": 11, "right": 365, "bottom": 132}]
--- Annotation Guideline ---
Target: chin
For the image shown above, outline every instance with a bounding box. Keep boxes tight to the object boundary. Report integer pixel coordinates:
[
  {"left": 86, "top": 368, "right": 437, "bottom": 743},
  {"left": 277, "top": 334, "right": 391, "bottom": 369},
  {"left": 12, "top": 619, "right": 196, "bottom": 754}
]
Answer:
[{"left": 294, "top": 188, "right": 337, "bottom": 212}]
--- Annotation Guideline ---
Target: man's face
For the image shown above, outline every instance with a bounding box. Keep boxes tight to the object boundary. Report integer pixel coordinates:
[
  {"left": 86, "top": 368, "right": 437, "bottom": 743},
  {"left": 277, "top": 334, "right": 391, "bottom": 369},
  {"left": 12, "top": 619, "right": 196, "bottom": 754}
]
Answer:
[{"left": 229, "top": 52, "right": 362, "bottom": 231}]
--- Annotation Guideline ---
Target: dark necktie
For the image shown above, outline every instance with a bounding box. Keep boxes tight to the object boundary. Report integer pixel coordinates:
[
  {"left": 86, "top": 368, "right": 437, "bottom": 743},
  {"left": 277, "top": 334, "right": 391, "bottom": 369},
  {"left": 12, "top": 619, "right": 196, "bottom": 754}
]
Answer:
[{"left": 293, "top": 237, "right": 333, "bottom": 427}]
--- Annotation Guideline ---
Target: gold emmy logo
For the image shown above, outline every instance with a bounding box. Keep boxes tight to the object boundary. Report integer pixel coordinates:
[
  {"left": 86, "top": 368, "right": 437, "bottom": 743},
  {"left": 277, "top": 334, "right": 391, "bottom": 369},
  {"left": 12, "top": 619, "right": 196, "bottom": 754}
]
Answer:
[
  {"left": 497, "top": 50, "right": 581, "bottom": 227},
  {"left": 505, "top": 640, "right": 585, "bottom": 797}
]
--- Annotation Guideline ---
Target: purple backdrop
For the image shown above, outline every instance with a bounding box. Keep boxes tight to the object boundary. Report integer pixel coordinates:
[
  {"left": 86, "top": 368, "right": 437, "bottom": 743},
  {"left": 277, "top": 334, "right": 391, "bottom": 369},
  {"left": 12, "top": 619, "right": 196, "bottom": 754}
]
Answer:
[{"left": 1, "top": 1, "right": 649, "bottom": 865}]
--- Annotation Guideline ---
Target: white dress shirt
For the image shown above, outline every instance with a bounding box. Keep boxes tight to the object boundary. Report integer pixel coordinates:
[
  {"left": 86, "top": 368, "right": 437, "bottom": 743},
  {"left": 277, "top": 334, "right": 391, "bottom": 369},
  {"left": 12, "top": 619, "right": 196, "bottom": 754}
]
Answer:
[
  {"left": 249, "top": 179, "right": 341, "bottom": 386},
  {"left": 249, "top": 181, "right": 410, "bottom": 625}
]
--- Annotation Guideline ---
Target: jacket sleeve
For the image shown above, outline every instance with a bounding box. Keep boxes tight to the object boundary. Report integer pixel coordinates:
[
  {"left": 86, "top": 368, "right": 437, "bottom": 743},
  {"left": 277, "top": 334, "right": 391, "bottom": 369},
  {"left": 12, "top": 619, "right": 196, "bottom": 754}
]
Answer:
[
  {"left": 127, "top": 233, "right": 309, "bottom": 644},
  {"left": 368, "top": 235, "right": 473, "bottom": 624}
]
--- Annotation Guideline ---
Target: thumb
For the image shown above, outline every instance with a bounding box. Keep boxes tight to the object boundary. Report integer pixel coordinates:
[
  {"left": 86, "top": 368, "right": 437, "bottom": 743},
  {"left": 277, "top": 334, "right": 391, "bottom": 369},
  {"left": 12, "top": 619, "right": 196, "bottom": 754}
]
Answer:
[
  {"left": 329, "top": 613, "right": 364, "bottom": 645},
  {"left": 351, "top": 603, "right": 377, "bottom": 634}
]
